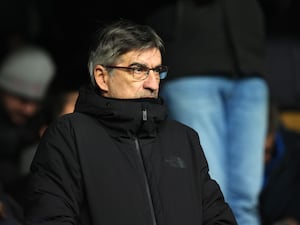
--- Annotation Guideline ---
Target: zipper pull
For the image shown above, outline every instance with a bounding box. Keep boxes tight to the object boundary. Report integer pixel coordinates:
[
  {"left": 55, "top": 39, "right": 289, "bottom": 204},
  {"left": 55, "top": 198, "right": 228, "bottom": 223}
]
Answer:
[{"left": 142, "top": 109, "right": 147, "bottom": 121}]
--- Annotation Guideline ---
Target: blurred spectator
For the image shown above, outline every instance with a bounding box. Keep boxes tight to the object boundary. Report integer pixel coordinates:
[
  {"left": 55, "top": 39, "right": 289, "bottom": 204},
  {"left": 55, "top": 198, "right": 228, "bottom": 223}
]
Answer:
[
  {"left": 146, "top": 0, "right": 268, "bottom": 224},
  {"left": 20, "top": 84, "right": 79, "bottom": 177},
  {"left": 259, "top": 0, "right": 300, "bottom": 110},
  {"left": 0, "top": 45, "right": 56, "bottom": 204},
  {"left": 259, "top": 0, "right": 299, "bottom": 38},
  {"left": 59, "top": 91, "right": 79, "bottom": 116},
  {"left": 18, "top": 80, "right": 79, "bottom": 209},
  {"left": 260, "top": 100, "right": 300, "bottom": 225},
  {"left": 0, "top": 182, "right": 23, "bottom": 225}
]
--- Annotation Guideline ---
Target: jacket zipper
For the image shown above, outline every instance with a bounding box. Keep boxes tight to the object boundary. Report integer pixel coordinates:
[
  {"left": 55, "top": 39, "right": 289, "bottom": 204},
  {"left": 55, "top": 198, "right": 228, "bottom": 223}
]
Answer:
[{"left": 134, "top": 137, "right": 158, "bottom": 225}]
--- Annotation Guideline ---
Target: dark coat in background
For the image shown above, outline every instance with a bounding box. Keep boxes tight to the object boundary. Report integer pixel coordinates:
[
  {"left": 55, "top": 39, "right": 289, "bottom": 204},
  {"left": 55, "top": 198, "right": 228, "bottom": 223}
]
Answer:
[
  {"left": 145, "top": 0, "right": 266, "bottom": 79},
  {"left": 260, "top": 127, "right": 300, "bottom": 224},
  {"left": 0, "top": 101, "right": 40, "bottom": 202}
]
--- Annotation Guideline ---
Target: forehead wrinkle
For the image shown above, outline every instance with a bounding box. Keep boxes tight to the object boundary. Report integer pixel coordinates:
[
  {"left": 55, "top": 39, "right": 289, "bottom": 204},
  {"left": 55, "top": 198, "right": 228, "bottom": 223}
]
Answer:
[{"left": 115, "top": 48, "right": 161, "bottom": 68}]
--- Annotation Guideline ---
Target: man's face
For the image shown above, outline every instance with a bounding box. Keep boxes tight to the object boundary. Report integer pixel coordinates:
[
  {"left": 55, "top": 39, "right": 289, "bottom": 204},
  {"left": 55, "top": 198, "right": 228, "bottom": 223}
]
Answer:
[
  {"left": 94, "top": 48, "right": 163, "bottom": 99},
  {"left": 1, "top": 92, "right": 40, "bottom": 125}
]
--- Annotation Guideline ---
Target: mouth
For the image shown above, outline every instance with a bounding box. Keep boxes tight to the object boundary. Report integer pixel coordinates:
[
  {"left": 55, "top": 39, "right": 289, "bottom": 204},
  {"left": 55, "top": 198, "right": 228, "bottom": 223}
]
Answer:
[{"left": 143, "top": 95, "right": 157, "bottom": 99}]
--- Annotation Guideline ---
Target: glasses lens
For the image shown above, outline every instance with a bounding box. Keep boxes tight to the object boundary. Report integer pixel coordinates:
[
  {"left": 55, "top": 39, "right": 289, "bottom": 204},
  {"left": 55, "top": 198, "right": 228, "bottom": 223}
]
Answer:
[
  {"left": 160, "top": 71, "right": 167, "bottom": 79},
  {"left": 132, "top": 66, "right": 148, "bottom": 80},
  {"left": 158, "top": 66, "right": 168, "bottom": 79}
]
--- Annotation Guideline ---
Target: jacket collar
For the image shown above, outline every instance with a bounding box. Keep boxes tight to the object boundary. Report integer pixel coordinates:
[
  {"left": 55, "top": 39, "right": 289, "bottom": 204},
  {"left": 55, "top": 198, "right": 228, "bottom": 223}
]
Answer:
[{"left": 74, "top": 84, "right": 168, "bottom": 138}]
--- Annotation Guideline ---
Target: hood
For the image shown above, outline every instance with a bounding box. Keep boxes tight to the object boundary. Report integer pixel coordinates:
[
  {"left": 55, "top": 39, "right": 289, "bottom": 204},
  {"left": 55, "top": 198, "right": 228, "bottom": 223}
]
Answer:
[{"left": 74, "top": 84, "right": 168, "bottom": 138}]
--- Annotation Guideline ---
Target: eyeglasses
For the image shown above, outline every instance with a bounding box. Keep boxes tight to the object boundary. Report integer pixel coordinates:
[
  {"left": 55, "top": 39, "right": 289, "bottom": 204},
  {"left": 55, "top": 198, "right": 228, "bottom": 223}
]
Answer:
[{"left": 103, "top": 64, "right": 168, "bottom": 81}]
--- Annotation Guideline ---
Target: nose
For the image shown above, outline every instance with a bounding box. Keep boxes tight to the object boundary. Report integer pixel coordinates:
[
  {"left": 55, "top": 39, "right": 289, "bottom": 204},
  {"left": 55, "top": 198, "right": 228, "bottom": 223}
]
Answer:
[
  {"left": 22, "top": 101, "right": 39, "bottom": 116},
  {"left": 143, "top": 71, "right": 160, "bottom": 91}
]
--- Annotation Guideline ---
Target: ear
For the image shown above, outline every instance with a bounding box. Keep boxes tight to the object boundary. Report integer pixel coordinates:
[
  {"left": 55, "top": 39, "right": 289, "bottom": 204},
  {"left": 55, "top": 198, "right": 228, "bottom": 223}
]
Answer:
[{"left": 94, "top": 65, "right": 109, "bottom": 92}]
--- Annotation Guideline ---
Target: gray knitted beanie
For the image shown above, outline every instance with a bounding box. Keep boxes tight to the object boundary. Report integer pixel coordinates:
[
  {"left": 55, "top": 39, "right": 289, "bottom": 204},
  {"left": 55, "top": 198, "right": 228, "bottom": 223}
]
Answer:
[{"left": 0, "top": 46, "right": 56, "bottom": 100}]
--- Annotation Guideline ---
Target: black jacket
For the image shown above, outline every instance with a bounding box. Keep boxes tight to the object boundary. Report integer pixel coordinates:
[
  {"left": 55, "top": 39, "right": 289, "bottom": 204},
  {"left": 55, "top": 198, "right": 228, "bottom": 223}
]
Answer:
[
  {"left": 25, "top": 84, "right": 237, "bottom": 225},
  {"left": 145, "top": 0, "right": 266, "bottom": 79}
]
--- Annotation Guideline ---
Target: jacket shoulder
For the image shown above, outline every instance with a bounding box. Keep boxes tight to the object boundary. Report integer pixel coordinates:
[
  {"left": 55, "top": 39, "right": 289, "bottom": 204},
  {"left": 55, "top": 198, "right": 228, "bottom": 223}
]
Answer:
[{"left": 164, "top": 119, "right": 199, "bottom": 136}]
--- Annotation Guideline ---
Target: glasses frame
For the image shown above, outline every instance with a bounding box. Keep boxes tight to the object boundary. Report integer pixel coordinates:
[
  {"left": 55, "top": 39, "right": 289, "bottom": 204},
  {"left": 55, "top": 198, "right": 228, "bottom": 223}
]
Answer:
[{"left": 102, "top": 64, "right": 168, "bottom": 81}]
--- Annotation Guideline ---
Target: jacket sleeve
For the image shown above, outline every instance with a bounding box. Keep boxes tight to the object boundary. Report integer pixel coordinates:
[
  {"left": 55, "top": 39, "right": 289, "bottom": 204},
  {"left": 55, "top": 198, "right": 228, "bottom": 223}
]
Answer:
[
  {"left": 189, "top": 129, "right": 238, "bottom": 225},
  {"left": 24, "top": 118, "right": 83, "bottom": 225}
]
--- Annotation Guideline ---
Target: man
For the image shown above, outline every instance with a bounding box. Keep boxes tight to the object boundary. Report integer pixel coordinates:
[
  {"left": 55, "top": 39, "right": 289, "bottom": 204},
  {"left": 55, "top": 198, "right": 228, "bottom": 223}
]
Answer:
[{"left": 24, "top": 19, "right": 237, "bottom": 225}]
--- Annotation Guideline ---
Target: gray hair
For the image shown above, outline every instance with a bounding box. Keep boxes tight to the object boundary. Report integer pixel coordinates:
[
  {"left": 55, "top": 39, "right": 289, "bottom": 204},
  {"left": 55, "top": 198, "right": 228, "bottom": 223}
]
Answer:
[{"left": 88, "top": 19, "right": 165, "bottom": 86}]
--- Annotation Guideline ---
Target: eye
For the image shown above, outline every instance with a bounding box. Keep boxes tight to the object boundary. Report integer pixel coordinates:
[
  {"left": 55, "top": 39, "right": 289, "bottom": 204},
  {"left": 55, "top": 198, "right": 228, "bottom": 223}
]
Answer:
[
  {"left": 132, "top": 65, "right": 148, "bottom": 74},
  {"left": 154, "top": 66, "right": 163, "bottom": 73}
]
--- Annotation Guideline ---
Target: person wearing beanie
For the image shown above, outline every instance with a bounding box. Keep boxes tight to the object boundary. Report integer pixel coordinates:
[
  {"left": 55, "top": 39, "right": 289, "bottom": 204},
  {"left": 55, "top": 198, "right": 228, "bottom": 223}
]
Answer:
[
  {"left": 0, "top": 45, "right": 56, "bottom": 210},
  {"left": 0, "top": 45, "right": 55, "bottom": 124}
]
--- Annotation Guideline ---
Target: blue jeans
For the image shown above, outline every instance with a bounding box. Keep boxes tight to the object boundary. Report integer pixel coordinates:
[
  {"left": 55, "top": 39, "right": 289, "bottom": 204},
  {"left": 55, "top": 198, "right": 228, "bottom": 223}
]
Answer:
[{"left": 161, "top": 76, "right": 268, "bottom": 225}]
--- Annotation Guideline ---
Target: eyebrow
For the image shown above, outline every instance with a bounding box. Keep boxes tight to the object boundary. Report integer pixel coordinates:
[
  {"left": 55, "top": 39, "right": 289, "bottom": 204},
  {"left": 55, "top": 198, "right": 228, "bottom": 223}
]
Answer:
[
  {"left": 128, "top": 62, "right": 147, "bottom": 67},
  {"left": 128, "top": 62, "right": 162, "bottom": 68}
]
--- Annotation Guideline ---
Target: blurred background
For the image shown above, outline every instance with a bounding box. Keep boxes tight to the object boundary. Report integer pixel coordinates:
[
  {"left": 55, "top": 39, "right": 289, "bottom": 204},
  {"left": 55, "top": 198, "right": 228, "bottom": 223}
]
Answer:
[{"left": 1, "top": 0, "right": 300, "bottom": 130}]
